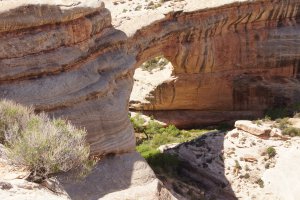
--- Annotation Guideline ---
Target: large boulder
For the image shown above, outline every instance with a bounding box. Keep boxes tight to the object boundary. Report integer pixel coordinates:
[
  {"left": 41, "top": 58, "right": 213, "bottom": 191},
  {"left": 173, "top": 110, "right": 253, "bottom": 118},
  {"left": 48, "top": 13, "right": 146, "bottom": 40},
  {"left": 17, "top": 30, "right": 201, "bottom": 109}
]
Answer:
[{"left": 235, "top": 120, "right": 271, "bottom": 136}]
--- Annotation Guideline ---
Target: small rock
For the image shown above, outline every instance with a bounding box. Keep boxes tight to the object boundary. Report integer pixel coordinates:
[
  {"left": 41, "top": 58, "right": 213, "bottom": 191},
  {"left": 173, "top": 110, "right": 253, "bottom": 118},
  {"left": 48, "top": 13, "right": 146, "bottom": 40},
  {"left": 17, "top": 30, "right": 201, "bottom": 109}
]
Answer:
[
  {"left": 41, "top": 178, "right": 65, "bottom": 194},
  {"left": 230, "top": 132, "right": 239, "bottom": 138},
  {"left": 158, "top": 143, "right": 179, "bottom": 153},
  {"left": 235, "top": 120, "right": 271, "bottom": 136},
  {"left": 16, "top": 180, "right": 39, "bottom": 190},
  {"left": 270, "top": 128, "right": 282, "bottom": 137},
  {"left": 243, "top": 154, "right": 258, "bottom": 162},
  {"left": 0, "top": 182, "right": 13, "bottom": 190}
]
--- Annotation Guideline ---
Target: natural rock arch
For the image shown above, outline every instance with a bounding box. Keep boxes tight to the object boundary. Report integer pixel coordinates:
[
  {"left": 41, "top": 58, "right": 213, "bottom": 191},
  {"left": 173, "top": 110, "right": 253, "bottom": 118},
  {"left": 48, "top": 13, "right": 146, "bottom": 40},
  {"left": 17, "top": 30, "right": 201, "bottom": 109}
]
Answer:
[{"left": 0, "top": 0, "right": 300, "bottom": 155}]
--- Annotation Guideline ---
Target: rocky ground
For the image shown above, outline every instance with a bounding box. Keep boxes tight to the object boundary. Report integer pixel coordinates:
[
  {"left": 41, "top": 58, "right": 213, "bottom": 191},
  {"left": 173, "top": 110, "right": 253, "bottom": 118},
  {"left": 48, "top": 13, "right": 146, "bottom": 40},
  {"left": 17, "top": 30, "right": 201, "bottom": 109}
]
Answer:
[
  {"left": 100, "top": 0, "right": 253, "bottom": 45},
  {"left": 0, "top": 151, "right": 175, "bottom": 200},
  {"left": 0, "top": 155, "right": 70, "bottom": 200},
  {"left": 159, "top": 118, "right": 300, "bottom": 200},
  {"left": 102, "top": 0, "right": 248, "bottom": 34}
]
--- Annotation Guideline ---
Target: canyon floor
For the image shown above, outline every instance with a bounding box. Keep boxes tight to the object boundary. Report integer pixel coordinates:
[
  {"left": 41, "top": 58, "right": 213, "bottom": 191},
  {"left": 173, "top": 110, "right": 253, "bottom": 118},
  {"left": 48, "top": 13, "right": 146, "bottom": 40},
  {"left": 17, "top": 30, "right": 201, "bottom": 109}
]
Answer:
[{"left": 2, "top": 116, "right": 300, "bottom": 200}]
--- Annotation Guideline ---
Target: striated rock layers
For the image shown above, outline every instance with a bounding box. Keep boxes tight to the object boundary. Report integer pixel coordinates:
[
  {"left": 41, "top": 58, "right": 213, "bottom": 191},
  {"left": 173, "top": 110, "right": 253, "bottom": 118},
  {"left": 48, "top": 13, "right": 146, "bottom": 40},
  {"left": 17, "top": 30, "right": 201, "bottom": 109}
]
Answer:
[
  {"left": 132, "top": 0, "right": 300, "bottom": 128},
  {"left": 0, "top": 0, "right": 300, "bottom": 155}
]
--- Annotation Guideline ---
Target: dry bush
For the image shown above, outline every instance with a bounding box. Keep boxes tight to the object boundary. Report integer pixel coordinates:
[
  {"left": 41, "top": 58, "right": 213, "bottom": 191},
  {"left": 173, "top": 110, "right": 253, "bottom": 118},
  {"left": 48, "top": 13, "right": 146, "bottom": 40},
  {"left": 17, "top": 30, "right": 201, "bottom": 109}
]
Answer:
[{"left": 0, "top": 100, "right": 90, "bottom": 178}]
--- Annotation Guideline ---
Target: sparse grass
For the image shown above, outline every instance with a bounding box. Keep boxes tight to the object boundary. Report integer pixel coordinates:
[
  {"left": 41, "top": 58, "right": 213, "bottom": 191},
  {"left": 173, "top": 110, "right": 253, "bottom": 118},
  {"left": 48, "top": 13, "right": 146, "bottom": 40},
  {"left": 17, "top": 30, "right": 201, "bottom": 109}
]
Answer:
[
  {"left": 282, "top": 127, "right": 300, "bottom": 137},
  {"left": 275, "top": 117, "right": 291, "bottom": 130},
  {"left": 252, "top": 120, "right": 262, "bottom": 126},
  {"left": 265, "top": 162, "right": 270, "bottom": 169},
  {"left": 265, "top": 107, "right": 290, "bottom": 120},
  {"left": 262, "top": 115, "right": 271, "bottom": 122},
  {"left": 131, "top": 114, "right": 211, "bottom": 173},
  {"left": 256, "top": 178, "right": 264, "bottom": 188},
  {"left": 141, "top": 56, "right": 169, "bottom": 72},
  {"left": 130, "top": 113, "right": 145, "bottom": 133},
  {"left": 244, "top": 173, "right": 250, "bottom": 179},
  {"left": 0, "top": 100, "right": 91, "bottom": 180}
]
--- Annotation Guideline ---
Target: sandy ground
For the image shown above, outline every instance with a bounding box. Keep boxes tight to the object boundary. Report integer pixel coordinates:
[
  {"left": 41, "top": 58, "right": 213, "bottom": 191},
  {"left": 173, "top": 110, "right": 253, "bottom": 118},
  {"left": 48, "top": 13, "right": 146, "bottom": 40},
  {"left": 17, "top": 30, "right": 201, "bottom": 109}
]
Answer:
[{"left": 102, "top": 0, "right": 249, "bottom": 35}]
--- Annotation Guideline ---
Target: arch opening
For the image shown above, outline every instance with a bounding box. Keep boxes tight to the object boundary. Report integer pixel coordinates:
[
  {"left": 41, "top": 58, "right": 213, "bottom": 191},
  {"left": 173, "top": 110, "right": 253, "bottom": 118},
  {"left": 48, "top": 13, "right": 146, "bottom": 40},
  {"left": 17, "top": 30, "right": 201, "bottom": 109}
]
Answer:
[{"left": 129, "top": 55, "right": 174, "bottom": 109}]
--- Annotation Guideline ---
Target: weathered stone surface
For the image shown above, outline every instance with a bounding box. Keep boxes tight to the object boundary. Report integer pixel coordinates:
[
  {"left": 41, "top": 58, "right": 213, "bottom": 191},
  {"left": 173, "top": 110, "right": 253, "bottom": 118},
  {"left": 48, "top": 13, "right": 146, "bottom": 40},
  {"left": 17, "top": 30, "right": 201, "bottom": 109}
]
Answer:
[
  {"left": 0, "top": 0, "right": 300, "bottom": 154},
  {"left": 235, "top": 120, "right": 271, "bottom": 136},
  {"left": 0, "top": 152, "right": 175, "bottom": 200},
  {"left": 0, "top": 0, "right": 135, "bottom": 155},
  {"left": 130, "top": 0, "right": 300, "bottom": 127},
  {"left": 58, "top": 152, "right": 175, "bottom": 200},
  {"left": 164, "top": 123, "right": 300, "bottom": 199}
]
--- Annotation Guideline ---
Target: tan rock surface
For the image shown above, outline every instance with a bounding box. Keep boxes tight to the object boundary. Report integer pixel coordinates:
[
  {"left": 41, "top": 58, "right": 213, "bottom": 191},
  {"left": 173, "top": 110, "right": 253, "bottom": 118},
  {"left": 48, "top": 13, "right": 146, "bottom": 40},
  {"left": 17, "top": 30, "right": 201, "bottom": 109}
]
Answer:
[
  {"left": 235, "top": 120, "right": 271, "bottom": 136},
  {"left": 58, "top": 152, "right": 175, "bottom": 200},
  {"left": 0, "top": 152, "right": 175, "bottom": 200},
  {"left": 164, "top": 125, "right": 300, "bottom": 199}
]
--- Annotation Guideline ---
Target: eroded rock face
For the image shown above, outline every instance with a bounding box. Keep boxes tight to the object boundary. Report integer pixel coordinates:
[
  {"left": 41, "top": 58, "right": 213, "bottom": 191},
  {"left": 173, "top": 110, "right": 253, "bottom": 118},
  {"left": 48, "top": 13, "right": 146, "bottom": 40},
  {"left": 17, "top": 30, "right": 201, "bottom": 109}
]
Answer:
[
  {"left": 0, "top": 0, "right": 300, "bottom": 154},
  {"left": 0, "top": 0, "right": 135, "bottom": 155},
  {"left": 132, "top": 0, "right": 300, "bottom": 127}
]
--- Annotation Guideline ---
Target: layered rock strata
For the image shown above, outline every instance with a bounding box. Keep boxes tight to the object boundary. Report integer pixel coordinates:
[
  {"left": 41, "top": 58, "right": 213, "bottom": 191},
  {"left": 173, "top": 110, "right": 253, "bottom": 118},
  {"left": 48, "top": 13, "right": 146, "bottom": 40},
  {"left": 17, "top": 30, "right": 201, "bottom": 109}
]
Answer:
[
  {"left": 0, "top": 0, "right": 300, "bottom": 154},
  {"left": 131, "top": 0, "right": 300, "bottom": 127}
]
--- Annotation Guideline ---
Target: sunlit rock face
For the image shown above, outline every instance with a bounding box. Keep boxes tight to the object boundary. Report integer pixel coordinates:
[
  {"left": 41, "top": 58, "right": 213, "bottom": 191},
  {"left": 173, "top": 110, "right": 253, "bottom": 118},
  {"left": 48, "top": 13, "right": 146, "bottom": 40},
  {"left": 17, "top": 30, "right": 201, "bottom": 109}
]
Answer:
[
  {"left": 131, "top": 0, "right": 300, "bottom": 128},
  {"left": 0, "top": 0, "right": 136, "bottom": 155},
  {"left": 1, "top": 0, "right": 300, "bottom": 154}
]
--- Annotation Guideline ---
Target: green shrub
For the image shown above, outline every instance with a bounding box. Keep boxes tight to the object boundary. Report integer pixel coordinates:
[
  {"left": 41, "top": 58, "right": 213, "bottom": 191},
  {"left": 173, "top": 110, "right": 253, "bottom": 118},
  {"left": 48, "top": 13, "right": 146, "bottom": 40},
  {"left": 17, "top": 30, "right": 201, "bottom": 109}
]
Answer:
[
  {"left": 266, "top": 147, "right": 276, "bottom": 158},
  {"left": 144, "top": 120, "right": 163, "bottom": 136},
  {"left": 244, "top": 173, "right": 250, "bottom": 179},
  {"left": 0, "top": 101, "right": 31, "bottom": 143},
  {"left": 0, "top": 100, "right": 90, "bottom": 178},
  {"left": 262, "top": 115, "right": 271, "bottom": 122},
  {"left": 136, "top": 144, "right": 160, "bottom": 159},
  {"left": 253, "top": 120, "right": 262, "bottom": 126},
  {"left": 256, "top": 178, "right": 264, "bottom": 188},
  {"left": 265, "top": 107, "right": 290, "bottom": 120},
  {"left": 134, "top": 115, "right": 212, "bottom": 176},
  {"left": 275, "top": 118, "right": 291, "bottom": 130},
  {"left": 141, "top": 56, "right": 169, "bottom": 72},
  {"left": 146, "top": 152, "right": 179, "bottom": 174},
  {"left": 162, "top": 125, "right": 181, "bottom": 137},
  {"left": 130, "top": 113, "right": 145, "bottom": 133},
  {"left": 265, "top": 103, "right": 300, "bottom": 120},
  {"left": 282, "top": 127, "right": 300, "bottom": 137},
  {"left": 152, "top": 132, "right": 173, "bottom": 146}
]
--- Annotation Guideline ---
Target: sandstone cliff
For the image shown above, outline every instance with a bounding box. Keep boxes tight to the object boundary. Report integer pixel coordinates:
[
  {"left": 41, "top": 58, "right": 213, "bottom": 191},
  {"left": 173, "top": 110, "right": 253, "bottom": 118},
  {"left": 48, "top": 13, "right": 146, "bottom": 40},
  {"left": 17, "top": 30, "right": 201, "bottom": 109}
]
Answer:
[
  {"left": 130, "top": 0, "right": 300, "bottom": 127},
  {"left": 0, "top": 0, "right": 299, "bottom": 156}
]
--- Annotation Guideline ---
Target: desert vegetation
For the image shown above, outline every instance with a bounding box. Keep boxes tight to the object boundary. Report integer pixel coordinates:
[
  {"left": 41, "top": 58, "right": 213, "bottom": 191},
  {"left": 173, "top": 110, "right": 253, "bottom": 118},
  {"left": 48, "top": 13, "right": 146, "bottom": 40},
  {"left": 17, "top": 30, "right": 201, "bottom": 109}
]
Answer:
[
  {"left": 140, "top": 56, "right": 169, "bottom": 72},
  {"left": 0, "top": 100, "right": 91, "bottom": 181},
  {"left": 252, "top": 104, "right": 300, "bottom": 137},
  {"left": 265, "top": 103, "right": 300, "bottom": 120},
  {"left": 130, "top": 113, "right": 211, "bottom": 173}
]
